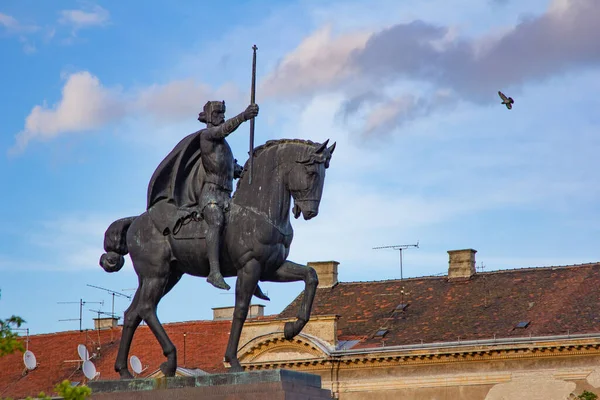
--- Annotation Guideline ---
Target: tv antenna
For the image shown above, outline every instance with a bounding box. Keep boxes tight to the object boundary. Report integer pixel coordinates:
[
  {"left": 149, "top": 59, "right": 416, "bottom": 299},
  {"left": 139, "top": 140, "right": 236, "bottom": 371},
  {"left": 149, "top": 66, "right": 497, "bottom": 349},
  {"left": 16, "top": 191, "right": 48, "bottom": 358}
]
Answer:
[
  {"left": 477, "top": 262, "right": 490, "bottom": 308},
  {"left": 86, "top": 284, "right": 131, "bottom": 319},
  {"left": 373, "top": 241, "right": 419, "bottom": 280},
  {"left": 13, "top": 328, "right": 36, "bottom": 373},
  {"left": 57, "top": 299, "right": 104, "bottom": 332},
  {"left": 12, "top": 328, "right": 30, "bottom": 351}
]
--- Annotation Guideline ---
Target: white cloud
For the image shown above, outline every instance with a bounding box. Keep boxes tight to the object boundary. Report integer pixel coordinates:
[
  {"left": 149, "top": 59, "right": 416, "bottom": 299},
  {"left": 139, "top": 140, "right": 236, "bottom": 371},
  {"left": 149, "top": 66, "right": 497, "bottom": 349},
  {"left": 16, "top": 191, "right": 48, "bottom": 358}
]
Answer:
[
  {"left": 0, "top": 12, "right": 40, "bottom": 54},
  {"left": 10, "top": 71, "right": 244, "bottom": 154},
  {"left": 261, "top": 25, "right": 371, "bottom": 99},
  {"left": 278, "top": 76, "right": 600, "bottom": 278},
  {"left": 58, "top": 3, "right": 110, "bottom": 34},
  {"left": 363, "top": 95, "right": 418, "bottom": 135},
  {"left": 262, "top": 0, "right": 600, "bottom": 133},
  {"left": 0, "top": 5, "right": 108, "bottom": 52},
  {"left": 136, "top": 80, "right": 245, "bottom": 123},
  {"left": 0, "top": 212, "right": 139, "bottom": 272},
  {"left": 10, "top": 71, "right": 126, "bottom": 154},
  {"left": 0, "top": 12, "right": 39, "bottom": 34}
]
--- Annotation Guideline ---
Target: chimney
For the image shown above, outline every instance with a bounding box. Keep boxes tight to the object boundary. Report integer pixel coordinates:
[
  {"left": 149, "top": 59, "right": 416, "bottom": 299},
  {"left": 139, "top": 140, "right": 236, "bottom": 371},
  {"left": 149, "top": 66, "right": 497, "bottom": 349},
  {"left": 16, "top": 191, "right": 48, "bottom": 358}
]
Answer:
[
  {"left": 212, "top": 304, "right": 265, "bottom": 321},
  {"left": 308, "top": 261, "right": 340, "bottom": 288},
  {"left": 447, "top": 249, "right": 477, "bottom": 280},
  {"left": 93, "top": 317, "right": 119, "bottom": 330}
]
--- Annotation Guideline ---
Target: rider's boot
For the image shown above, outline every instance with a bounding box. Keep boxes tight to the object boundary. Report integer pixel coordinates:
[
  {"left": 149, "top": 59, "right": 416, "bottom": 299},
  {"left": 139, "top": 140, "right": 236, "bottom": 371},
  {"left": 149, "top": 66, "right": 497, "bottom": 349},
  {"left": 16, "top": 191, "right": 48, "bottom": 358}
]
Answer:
[{"left": 206, "top": 223, "right": 230, "bottom": 291}]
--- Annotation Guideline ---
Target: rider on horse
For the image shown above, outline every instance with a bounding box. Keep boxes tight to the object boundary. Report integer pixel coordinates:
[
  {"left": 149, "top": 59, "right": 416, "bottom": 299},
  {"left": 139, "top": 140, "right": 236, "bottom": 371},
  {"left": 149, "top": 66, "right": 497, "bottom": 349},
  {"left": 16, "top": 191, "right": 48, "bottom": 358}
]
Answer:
[{"left": 198, "top": 100, "right": 259, "bottom": 290}]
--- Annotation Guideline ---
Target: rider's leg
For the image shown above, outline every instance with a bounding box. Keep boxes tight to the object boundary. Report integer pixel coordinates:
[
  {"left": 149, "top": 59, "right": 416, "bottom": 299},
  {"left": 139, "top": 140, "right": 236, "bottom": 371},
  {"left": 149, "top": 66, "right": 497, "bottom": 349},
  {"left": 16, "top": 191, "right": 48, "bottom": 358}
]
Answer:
[{"left": 204, "top": 203, "right": 230, "bottom": 290}]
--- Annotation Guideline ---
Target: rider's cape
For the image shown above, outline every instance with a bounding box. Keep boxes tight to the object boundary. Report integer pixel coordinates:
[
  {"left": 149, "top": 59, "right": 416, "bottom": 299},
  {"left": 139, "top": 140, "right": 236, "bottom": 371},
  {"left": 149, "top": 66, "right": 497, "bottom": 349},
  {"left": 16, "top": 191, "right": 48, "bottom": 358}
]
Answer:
[{"left": 146, "top": 130, "right": 206, "bottom": 210}]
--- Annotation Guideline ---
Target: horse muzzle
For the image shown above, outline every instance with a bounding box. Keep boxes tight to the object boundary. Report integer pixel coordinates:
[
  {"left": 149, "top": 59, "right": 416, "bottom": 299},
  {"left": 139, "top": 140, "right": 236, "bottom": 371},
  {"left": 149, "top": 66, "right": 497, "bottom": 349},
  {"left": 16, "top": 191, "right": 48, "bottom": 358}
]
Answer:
[{"left": 293, "top": 200, "right": 319, "bottom": 220}]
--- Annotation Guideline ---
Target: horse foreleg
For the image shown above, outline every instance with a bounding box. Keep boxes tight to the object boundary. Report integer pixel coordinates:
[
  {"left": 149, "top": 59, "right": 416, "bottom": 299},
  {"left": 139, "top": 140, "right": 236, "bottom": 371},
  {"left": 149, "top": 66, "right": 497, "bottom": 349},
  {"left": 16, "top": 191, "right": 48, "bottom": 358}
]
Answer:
[
  {"left": 224, "top": 259, "right": 261, "bottom": 372},
  {"left": 264, "top": 260, "right": 318, "bottom": 340}
]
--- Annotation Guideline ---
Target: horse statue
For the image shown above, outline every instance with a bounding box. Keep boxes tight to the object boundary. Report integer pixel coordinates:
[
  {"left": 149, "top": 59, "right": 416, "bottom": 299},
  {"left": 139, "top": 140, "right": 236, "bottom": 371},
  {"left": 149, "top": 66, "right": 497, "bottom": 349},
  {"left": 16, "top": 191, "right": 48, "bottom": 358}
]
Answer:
[{"left": 99, "top": 138, "right": 336, "bottom": 378}]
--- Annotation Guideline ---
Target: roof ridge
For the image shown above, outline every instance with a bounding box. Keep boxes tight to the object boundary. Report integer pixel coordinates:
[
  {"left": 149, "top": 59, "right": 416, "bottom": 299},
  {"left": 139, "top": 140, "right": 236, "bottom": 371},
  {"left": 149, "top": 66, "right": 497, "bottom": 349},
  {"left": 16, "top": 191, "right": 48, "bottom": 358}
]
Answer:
[
  {"left": 328, "top": 262, "right": 600, "bottom": 287},
  {"left": 478, "top": 262, "right": 600, "bottom": 275},
  {"left": 22, "top": 315, "right": 285, "bottom": 337}
]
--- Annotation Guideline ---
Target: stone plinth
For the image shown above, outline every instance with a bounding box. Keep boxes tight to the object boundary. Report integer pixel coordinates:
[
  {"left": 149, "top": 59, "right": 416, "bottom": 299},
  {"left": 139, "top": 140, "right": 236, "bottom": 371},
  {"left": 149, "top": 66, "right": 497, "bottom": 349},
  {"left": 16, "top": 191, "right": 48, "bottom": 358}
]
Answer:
[{"left": 88, "top": 369, "right": 331, "bottom": 399}]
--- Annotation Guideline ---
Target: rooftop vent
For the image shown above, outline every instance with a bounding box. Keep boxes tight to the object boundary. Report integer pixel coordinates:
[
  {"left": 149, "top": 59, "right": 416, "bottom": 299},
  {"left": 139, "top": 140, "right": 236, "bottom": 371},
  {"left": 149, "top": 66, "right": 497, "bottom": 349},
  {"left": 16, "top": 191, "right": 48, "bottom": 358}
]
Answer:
[
  {"left": 374, "top": 329, "right": 388, "bottom": 338},
  {"left": 212, "top": 304, "right": 264, "bottom": 320},
  {"left": 336, "top": 340, "right": 360, "bottom": 350},
  {"left": 515, "top": 321, "right": 530, "bottom": 329}
]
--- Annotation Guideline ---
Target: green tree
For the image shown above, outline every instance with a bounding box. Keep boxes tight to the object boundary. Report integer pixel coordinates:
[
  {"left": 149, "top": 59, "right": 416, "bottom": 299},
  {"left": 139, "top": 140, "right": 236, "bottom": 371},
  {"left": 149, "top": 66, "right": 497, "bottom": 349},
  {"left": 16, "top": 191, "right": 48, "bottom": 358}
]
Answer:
[
  {"left": 579, "top": 391, "right": 599, "bottom": 400},
  {"left": 3, "top": 380, "right": 92, "bottom": 400},
  {"left": 51, "top": 380, "right": 92, "bottom": 400},
  {"left": 0, "top": 316, "right": 26, "bottom": 357}
]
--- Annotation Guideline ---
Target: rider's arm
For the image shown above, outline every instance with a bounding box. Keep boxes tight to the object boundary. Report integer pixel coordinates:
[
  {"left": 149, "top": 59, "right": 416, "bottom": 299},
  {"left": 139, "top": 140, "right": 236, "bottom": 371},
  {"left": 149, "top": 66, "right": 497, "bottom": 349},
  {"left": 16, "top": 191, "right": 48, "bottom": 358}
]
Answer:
[{"left": 209, "top": 112, "right": 247, "bottom": 139}]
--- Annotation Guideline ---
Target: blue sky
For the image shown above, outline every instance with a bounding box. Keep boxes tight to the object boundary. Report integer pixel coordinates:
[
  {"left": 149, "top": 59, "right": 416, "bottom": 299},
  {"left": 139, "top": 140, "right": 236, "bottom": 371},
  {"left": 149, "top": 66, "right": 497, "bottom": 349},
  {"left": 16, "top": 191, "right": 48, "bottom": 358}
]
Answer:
[{"left": 1, "top": 0, "right": 600, "bottom": 335}]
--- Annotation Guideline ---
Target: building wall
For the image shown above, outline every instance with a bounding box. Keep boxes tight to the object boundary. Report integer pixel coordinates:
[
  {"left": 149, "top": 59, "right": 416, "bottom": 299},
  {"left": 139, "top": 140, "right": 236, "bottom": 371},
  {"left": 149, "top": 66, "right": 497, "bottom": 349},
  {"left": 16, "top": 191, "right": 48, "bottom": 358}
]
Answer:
[
  {"left": 239, "top": 318, "right": 600, "bottom": 399},
  {"left": 329, "top": 354, "right": 600, "bottom": 399}
]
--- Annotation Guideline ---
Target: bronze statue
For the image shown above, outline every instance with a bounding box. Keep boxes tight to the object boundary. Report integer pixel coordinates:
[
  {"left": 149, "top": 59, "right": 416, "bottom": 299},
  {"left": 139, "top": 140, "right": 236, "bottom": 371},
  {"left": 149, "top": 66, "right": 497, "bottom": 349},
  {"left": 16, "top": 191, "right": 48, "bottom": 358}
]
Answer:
[
  {"left": 99, "top": 128, "right": 335, "bottom": 377},
  {"left": 98, "top": 45, "right": 335, "bottom": 378}
]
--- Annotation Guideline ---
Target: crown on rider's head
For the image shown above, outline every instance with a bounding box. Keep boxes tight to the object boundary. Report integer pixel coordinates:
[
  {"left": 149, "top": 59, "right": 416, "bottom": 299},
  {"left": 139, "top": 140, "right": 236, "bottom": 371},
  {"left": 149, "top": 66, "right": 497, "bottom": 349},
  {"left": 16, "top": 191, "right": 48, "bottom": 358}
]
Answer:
[{"left": 198, "top": 100, "right": 226, "bottom": 123}]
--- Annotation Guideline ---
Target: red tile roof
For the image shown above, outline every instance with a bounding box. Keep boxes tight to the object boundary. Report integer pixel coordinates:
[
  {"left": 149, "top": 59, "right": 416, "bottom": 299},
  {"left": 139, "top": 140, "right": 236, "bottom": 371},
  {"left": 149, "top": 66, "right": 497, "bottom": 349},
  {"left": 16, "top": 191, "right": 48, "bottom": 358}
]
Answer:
[
  {"left": 4, "top": 262, "right": 600, "bottom": 398},
  {"left": 279, "top": 263, "right": 600, "bottom": 349},
  {"left": 0, "top": 320, "right": 231, "bottom": 399}
]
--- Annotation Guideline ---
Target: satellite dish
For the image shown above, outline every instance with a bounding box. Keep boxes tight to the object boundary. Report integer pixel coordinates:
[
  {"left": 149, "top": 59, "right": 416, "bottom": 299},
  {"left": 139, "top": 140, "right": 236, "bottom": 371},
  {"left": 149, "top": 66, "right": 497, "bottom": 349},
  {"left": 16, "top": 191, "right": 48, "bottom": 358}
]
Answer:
[
  {"left": 23, "top": 350, "right": 37, "bottom": 370},
  {"left": 129, "top": 355, "right": 142, "bottom": 374},
  {"left": 77, "top": 344, "right": 89, "bottom": 361},
  {"left": 82, "top": 360, "right": 97, "bottom": 380}
]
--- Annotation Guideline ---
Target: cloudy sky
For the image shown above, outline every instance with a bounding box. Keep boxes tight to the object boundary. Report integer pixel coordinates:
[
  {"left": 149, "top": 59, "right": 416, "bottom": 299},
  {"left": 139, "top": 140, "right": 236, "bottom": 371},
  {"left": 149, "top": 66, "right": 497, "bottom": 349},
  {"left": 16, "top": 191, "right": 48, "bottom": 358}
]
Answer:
[{"left": 1, "top": 0, "right": 600, "bottom": 335}]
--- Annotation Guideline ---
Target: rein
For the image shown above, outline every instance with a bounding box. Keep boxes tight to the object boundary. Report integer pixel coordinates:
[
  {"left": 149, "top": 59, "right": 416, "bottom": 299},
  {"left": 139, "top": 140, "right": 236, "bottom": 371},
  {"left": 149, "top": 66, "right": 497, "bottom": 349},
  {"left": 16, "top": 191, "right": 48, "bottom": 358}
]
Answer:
[{"left": 232, "top": 203, "right": 293, "bottom": 237}]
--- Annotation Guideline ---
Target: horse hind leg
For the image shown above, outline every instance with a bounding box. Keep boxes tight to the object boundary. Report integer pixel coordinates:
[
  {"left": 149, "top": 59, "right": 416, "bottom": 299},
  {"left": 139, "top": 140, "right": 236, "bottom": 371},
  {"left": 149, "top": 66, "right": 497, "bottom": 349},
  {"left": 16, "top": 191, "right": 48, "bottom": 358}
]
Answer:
[
  {"left": 138, "top": 272, "right": 183, "bottom": 377},
  {"left": 114, "top": 283, "right": 142, "bottom": 379},
  {"left": 263, "top": 261, "right": 318, "bottom": 339},
  {"left": 114, "top": 271, "right": 182, "bottom": 379}
]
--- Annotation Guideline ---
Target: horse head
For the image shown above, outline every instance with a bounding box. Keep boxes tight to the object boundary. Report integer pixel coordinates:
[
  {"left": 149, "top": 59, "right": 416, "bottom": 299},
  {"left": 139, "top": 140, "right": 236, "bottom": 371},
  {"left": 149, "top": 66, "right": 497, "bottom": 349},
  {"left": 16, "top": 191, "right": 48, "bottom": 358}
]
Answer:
[{"left": 289, "top": 139, "right": 336, "bottom": 220}]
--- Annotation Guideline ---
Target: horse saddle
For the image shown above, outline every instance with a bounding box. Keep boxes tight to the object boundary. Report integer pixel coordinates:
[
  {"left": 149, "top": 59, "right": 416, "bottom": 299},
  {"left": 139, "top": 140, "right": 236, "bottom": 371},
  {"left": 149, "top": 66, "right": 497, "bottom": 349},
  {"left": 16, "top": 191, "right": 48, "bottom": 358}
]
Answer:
[{"left": 148, "top": 201, "right": 207, "bottom": 240}]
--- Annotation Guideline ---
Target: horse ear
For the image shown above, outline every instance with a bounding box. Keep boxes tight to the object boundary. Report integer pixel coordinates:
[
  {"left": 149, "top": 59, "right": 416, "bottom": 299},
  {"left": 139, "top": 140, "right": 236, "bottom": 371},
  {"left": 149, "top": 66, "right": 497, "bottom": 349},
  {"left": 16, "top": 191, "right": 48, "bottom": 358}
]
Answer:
[
  {"left": 315, "top": 139, "right": 329, "bottom": 154},
  {"left": 324, "top": 142, "right": 336, "bottom": 169},
  {"left": 328, "top": 142, "right": 336, "bottom": 155}
]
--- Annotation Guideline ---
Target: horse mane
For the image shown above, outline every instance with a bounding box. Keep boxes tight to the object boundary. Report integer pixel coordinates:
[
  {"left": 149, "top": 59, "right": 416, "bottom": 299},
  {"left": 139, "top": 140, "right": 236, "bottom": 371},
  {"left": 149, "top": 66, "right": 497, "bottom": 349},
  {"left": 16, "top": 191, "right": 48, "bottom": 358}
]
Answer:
[{"left": 234, "top": 138, "right": 320, "bottom": 194}]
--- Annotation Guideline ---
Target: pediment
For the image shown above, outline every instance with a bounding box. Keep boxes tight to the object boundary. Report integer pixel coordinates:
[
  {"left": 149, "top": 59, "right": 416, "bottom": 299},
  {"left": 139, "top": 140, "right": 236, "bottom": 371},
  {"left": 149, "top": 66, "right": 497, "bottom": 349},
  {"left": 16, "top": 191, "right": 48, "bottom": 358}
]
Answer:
[{"left": 238, "top": 333, "right": 330, "bottom": 365}]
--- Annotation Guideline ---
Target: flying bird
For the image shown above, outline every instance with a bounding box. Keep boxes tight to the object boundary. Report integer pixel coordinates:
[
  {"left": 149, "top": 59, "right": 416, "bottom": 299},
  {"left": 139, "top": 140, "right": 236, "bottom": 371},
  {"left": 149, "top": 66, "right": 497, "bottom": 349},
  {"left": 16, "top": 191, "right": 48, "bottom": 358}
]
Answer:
[{"left": 498, "top": 91, "right": 514, "bottom": 110}]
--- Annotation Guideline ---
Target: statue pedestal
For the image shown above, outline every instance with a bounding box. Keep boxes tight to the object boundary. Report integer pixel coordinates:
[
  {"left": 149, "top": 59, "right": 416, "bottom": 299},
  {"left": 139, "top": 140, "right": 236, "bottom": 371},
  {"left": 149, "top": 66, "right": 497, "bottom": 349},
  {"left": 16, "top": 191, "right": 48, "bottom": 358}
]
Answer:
[{"left": 88, "top": 369, "right": 332, "bottom": 399}]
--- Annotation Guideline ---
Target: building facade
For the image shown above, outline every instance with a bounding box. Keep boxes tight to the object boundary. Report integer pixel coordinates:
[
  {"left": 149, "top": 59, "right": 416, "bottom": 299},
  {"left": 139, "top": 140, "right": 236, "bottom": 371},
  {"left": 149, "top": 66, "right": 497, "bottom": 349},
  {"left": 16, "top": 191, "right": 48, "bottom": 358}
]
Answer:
[
  {"left": 2, "top": 249, "right": 600, "bottom": 399},
  {"left": 237, "top": 251, "right": 600, "bottom": 399}
]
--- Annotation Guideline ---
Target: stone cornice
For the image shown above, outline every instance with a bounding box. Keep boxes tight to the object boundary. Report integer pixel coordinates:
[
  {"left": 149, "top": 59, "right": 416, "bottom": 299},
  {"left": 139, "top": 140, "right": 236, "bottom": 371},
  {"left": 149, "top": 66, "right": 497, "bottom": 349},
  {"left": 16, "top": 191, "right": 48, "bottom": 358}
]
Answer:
[{"left": 241, "top": 335, "right": 600, "bottom": 371}]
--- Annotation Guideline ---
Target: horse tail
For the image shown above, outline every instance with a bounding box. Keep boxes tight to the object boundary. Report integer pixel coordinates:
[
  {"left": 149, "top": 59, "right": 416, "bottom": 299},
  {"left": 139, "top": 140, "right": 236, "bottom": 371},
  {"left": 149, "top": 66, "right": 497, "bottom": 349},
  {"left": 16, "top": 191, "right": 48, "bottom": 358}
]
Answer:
[{"left": 99, "top": 216, "right": 137, "bottom": 273}]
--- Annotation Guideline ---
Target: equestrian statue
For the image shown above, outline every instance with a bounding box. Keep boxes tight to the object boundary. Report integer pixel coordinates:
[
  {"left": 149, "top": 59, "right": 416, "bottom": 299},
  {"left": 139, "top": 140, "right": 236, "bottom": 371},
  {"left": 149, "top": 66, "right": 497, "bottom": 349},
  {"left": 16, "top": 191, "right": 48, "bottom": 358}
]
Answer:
[{"left": 98, "top": 46, "right": 336, "bottom": 377}]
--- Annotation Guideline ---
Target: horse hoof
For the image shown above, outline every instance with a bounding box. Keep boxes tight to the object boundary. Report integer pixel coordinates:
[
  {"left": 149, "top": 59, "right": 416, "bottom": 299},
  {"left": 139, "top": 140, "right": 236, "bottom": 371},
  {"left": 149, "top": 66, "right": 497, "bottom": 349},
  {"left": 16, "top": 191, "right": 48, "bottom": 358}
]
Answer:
[
  {"left": 229, "top": 363, "right": 244, "bottom": 373},
  {"left": 118, "top": 369, "right": 134, "bottom": 379},
  {"left": 160, "top": 361, "right": 176, "bottom": 377},
  {"left": 284, "top": 321, "right": 296, "bottom": 340}
]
